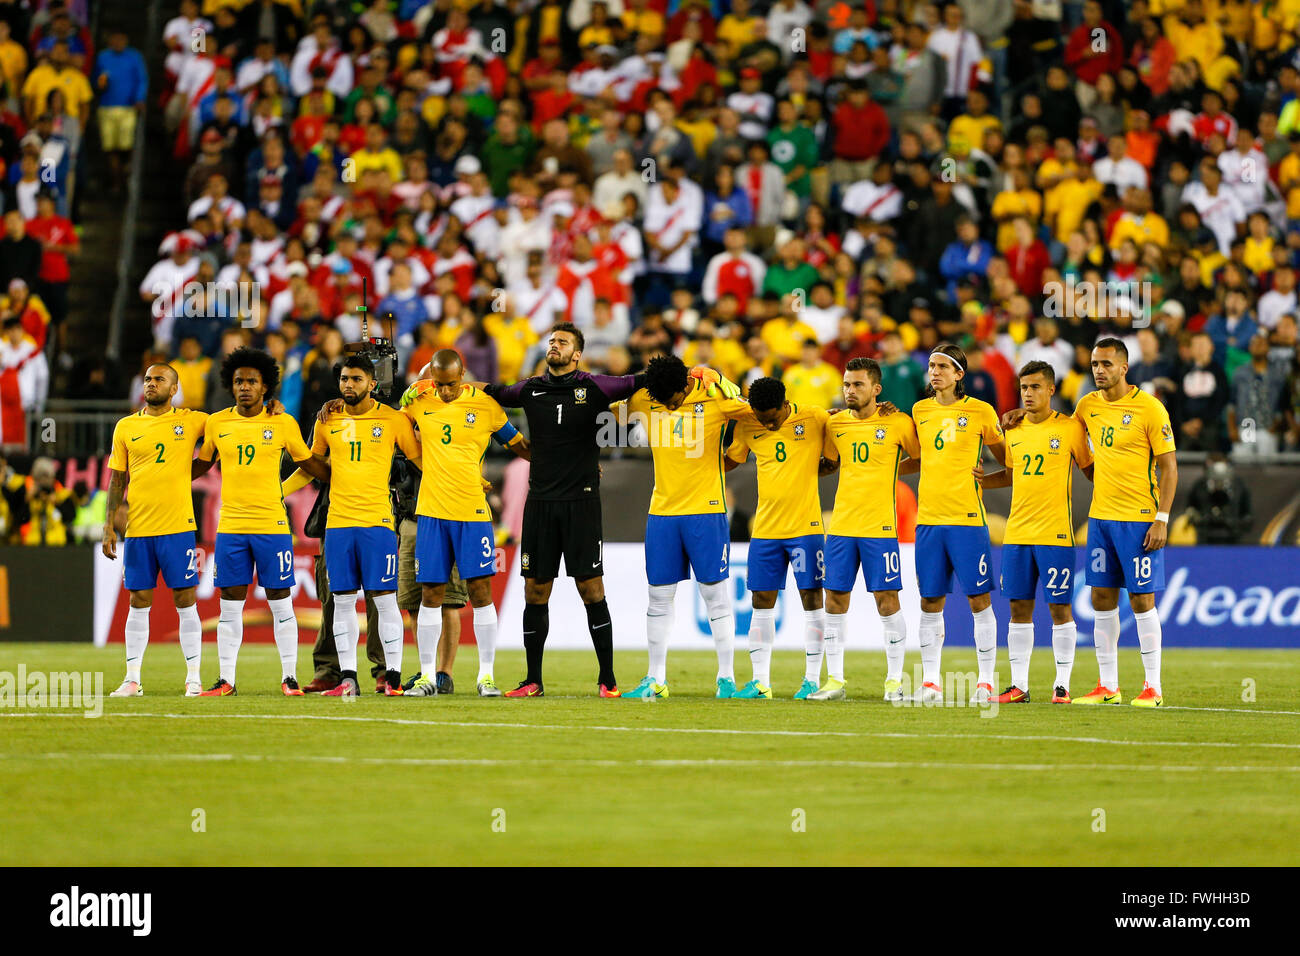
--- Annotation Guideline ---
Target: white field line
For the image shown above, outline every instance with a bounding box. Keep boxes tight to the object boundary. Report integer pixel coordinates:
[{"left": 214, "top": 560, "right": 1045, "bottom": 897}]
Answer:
[
  {"left": 2, "top": 710, "right": 1298, "bottom": 750},
  {"left": 1, "top": 752, "right": 1298, "bottom": 773}
]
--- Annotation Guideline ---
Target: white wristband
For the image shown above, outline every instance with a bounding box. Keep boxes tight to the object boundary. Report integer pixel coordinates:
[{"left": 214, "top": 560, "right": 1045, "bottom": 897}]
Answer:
[{"left": 1155, "top": 512, "right": 1169, "bottom": 523}]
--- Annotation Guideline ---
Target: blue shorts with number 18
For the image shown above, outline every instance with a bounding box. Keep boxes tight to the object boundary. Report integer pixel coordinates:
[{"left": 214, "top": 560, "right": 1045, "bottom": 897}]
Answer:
[
  {"left": 645, "top": 513, "right": 730, "bottom": 586},
  {"left": 416, "top": 516, "right": 496, "bottom": 583},
  {"left": 213, "top": 532, "right": 295, "bottom": 589},
  {"left": 746, "top": 534, "right": 824, "bottom": 592},
  {"left": 914, "top": 524, "right": 995, "bottom": 597},
  {"left": 1086, "top": 518, "right": 1165, "bottom": 593},
  {"left": 824, "top": 535, "right": 902, "bottom": 592},
  {"left": 325, "top": 526, "right": 398, "bottom": 593}
]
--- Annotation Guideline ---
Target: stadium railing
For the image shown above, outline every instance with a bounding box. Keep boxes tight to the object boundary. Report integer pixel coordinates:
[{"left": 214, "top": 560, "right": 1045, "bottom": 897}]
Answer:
[{"left": 27, "top": 399, "right": 133, "bottom": 458}]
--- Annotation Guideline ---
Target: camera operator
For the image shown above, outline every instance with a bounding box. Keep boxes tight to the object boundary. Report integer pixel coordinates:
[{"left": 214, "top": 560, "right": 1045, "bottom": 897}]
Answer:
[
  {"left": 18, "top": 457, "right": 78, "bottom": 546},
  {"left": 1185, "top": 454, "right": 1253, "bottom": 545}
]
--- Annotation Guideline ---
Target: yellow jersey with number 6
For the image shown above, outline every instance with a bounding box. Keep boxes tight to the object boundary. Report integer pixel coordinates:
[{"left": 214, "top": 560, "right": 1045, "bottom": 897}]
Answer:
[
  {"left": 822, "top": 410, "right": 920, "bottom": 538},
  {"left": 1074, "top": 386, "right": 1176, "bottom": 522},
  {"left": 1003, "top": 411, "right": 1092, "bottom": 545},
  {"left": 108, "top": 407, "right": 208, "bottom": 538},
  {"left": 727, "top": 403, "right": 829, "bottom": 539},
  {"left": 199, "top": 407, "right": 313, "bottom": 534},
  {"left": 912, "top": 395, "right": 1003, "bottom": 527},
  {"left": 312, "top": 401, "right": 421, "bottom": 529}
]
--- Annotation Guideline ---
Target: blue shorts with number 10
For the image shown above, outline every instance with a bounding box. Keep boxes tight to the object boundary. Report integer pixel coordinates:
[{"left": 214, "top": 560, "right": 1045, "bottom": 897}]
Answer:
[
  {"left": 325, "top": 526, "right": 399, "bottom": 593},
  {"left": 213, "top": 533, "right": 295, "bottom": 589},
  {"left": 746, "top": 534, "right": 825, "bottom": 592},
  {"left": 416, "top": 516, "right": 496, "bottom": 583},
  {"left": 645, "top": 513, "right": 730, "bottom": 586},
  {"left": 915, "top": 524, "right": 995, "bottom": 597},
  {"left": 825, "top": 536, "right": 903, "bottom": 592},
  {"left": 1086, "top": 518, "right": 1165, "bottom": 593},
  {"left": 1000, "top": 544, "right": 1076, "bottom": 602}
]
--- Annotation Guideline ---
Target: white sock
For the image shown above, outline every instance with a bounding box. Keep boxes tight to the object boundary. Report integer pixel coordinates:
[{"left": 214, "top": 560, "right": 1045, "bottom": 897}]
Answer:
[
  {"left": 881, "top": 610, "right": 906, "bottom": 682},
  {"left": 1093, "top": 607, "right": 1121, "bottom": 690},
  {"left": 333, "top": 591, "right": 360, "bottom": 674},
  {"left": 698, "top": 580, "right": 735, "bottom": 681},
  {"left": 177, "top": 604, "right": 202, "bottom": 684},
  {"left": 749, "top": 606, "right": 776, "bottom": 686},
  {"left": 646, "top": 583, "right": 676, "bottom": 683},
  {"left": 1007, "top": 622, "right": 1034, "bottom": 692},
  {"left": 217, "top": 598, "right": 245, "bottom": 686},
  {"left": 803, "top": 606, "right": 825, "bottom": 683},
  {"left": 417, "top": 604, "right": 442, "bottom": 676},
  {"left": 824, "top": 611, "right": 846, "bottom": 682},
  {"left": 972, "top": 605, "right": 997, "bottom": 687},
  {"left": 473, "top": 603, "right": 498, "bottom": 681},
  {"left": 1052, "top": 621, "right": 1077, "bottom": 691},
  {"left": 1134, "top": 608, "right": 1162, "bottom": 694},
  {"left": 918, "top": 610, "right": 945, "bottom": 687},
  {"left": 373, "top": 593, "right": 403, "bottom": 673},
  {"left": 267, "top": 596, "right": 299, "bottom": 680},
  {"left": 124, "top": 606, "right": 149, "bottom": 684}
]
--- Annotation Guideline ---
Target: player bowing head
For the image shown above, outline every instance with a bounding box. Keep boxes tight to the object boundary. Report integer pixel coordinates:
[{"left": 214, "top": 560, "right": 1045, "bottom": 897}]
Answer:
[
  {"left": 221, "top": 346, "right": 280, "bottom": 412},
  {"left": 747, "top": 376, "right": 790, "bottom": 430},
  {"left": 643, "top": 353, "right": 691, "bottom": 410},
  {"left": 428, "top": 348, "right": 468, "bottom": 402},
  {"left": 339, "top": 354, "right": 376, "bottom": 406},
  {"left": 545, "top": 323, "right": 584, "bottom": 373}
]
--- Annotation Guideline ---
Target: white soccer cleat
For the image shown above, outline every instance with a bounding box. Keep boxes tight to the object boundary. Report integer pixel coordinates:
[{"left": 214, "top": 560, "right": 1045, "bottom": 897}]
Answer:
[
  {"left": 970, "top": 682, "right": 994, "bottom": 704},
  {"left": 909, "top": 681, "right": 943, "bottom": 703},
  {"left": 883, "top": 678, "right": 904, "bottom": 702},
  {"left": 184, "top": 680, "right": 202, "bottom": 697},
  {"left": 110, "top": 680, "right": 143, "bottom": 697}
]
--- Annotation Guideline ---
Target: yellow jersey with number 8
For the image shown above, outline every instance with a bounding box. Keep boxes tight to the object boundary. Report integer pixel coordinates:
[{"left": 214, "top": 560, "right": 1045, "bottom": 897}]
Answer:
[
  {"left": 727, "top": 403, "right": 829, "bottom": 539},
  {"left": 912, "top": 395, "right": 1003, "bottom": 527}
]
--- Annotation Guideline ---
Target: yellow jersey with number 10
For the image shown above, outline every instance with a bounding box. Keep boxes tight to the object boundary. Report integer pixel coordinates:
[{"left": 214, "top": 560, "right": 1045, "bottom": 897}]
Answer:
[
  {"left": 1075, "top": 386, "right": 1176, "bottom": 522},
  {"left": 108, "top": 407, "right": 208, "bottom": 538},
  {"left": 727, "top": 403, "right": 829, "bottom": 539},
  {"left": 312, "top": 401, "right": 421, "bottom": 529},
  {"left": 404, "top": 385, "right": 513, "bottom": 522},
  {"left": 1003, "top": 411, "right": 1092, "bottom": 546},
  {"left": 912, "top": 395, "right": 1003, "bottom": 527},
  {"left": 199, "top": 407, "right": 313, "bottom": 535},
  {"left": 822, "top": 410, "right": 920, "bottom": 538}
]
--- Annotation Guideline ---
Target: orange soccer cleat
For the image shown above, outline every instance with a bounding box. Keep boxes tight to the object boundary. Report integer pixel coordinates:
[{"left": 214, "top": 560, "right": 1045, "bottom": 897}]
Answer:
[
  {"left": 993, "top": 685, "right": 1029, "bottom": 704},
  {"left": 1073, "top": 682, "right": 1122, "bottom": 705},
  {"left": 199, "top": 679, "right": 236, "bottom": 697}
]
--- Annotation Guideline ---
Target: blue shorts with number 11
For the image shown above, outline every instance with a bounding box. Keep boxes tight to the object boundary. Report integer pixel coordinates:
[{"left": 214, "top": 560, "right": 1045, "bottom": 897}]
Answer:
[{"left": 325, "top": 526, "right": 398, "bottom": 593}]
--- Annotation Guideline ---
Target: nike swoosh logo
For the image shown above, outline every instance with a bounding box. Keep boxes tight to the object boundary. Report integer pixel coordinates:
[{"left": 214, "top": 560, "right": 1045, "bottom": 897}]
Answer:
[
  {"left": 130, "top": 436, "right": 142, "bottom": 441},
  {"left": 884, "top": 575, "right": 899, "bottom": 582},
  {"left": 919, "top": 419, "right": 930, "bottom": 425},
  {"left": 218, "top": 433, "right": 232, "bottom": 438},
  {"left": 1089, "top": 412, "right": 1100, "bottom": 417},
  {"left": 836, "top": 432, "right": 846, "bottom": 437},
  {"left": 380, "top": 576, "right": 395, "bottom": 583},
  {"left": 422, "top": 411, "right": 434, "bottom": 415},
  {"left": 531, "top": 390, "right": 547, "bottom": 396},
  {"left": 277, "top": 618, "right": 294, "bottom": 624},
  {"left": 975, "top": 578, "right": 989, "bottom": 586},
  {"left": 331, "top": 428, "right": 347, "bottom": 434}
]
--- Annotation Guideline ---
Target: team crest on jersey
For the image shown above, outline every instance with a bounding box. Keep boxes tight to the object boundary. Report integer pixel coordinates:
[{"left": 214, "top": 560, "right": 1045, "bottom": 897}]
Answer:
[
  {"left": 1161, "top": 423, "right": 1173, "bottom": 440},
  {"left": 794, "top": 424, "right": 805, "bottom": 436},
  {"left": 574, "top": 388, "right": 588, "bottom": 404},
  {"left": 1122, "top": 413, "right": 1133, "bottom": 425},
  {"left": 173, "top": 425, "right": 184, "bottom": 436},
  {"left": 694, "top": 403, "right": 704, "bottom": 415},
  {"left": 262, "top": 428, "right": 274, "bottom": 441},
  {"left": 521, "top": 553, "right": 530, "bottom": 570},
  {"left": 957, "top": 416, "right": 968, "bottom": 428},
  {"left": 1050, "top": 437, "right": 1061, "bottom": 450},
  {"left": 875, "top": 427, "right": 887, "bottom": 440},
  {"left": 371, "top": 425, "right": 383, "bottom": 438},
  {"left": 466, "top": 412, "right": 477, "bottom": 425}
]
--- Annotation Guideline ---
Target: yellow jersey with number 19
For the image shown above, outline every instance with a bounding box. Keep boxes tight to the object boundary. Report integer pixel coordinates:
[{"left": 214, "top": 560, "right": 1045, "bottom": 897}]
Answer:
[
  {"left": 726, "top": 403, "right": 829, "bottom": 539},
  {"left": 404, "top": 385, "right": 515, "bottom": 521},
  {"left": 822, "top": 409, "right": 920, "bottom": 538},
  {"left": 108, "top": 407, "right": 208, "bottom": 538},
  {"left": 912, "top": 395, "right": 1003, "bottom": 527},
  {"left": 1074, "top": 386, "right": 1176, "bottom": 522},
  {"left": 1003, "top": 411, "right": 1092, "bottom": 546},
  {"left": 198, "top": 407, "right": 313, "bottom": 534},
  {"left": 312, "top": 401, "right": 421, "bottom": 529}
]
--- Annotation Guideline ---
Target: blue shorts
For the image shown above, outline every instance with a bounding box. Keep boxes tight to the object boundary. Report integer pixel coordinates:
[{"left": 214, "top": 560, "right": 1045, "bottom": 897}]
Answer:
[
  {"left": 824, "top": 535, "right": 902, "bottom": 593},
  {"left": 213, "top": 533, "right": 295, "bottom": 589},
  {"left": 915, "top": 524, "right": 995, "bottom": 597},
  {"left": 645, "top": 513, "right": 730, "bottom": 586},
  {"left": 747, "top": 534, "right": 825, "bottom": 592},
  {"left": 1086, "top": 518, "right": 1165, "bottom": 593},
  {"left": 123, "top": 531, "right": 198, "bottom": 592},
  {"left": 1000, "top": 544, "right": 1076, "bottom": 602},
  {"left": 415, "top": 516, "right": 496, "bottom": 583},
  {"left": 324, "top": 526, "right": 399, "bottom": 594}
]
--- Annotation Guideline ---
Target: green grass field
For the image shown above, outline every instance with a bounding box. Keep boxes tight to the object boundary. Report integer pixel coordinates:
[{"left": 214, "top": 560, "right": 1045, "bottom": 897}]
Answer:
[{"left": 2, "top": 643, "right": 1297, "bottom": 865}]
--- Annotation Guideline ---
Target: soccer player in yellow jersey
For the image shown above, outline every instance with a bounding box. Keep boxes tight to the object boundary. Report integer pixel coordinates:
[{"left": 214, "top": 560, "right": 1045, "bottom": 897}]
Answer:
[
  {"left": 286, "top": 354, "right": 423, "bottom": 697},
  {"left": 907, "top": 344, "right": 1007, "bottom": 703},
  {"left": 400, "top": 350, "right": 530, "bottom": 698},
  {"left": 978, "top": 362, "right": 1092, "bottom": 704},
  {"left": 1008, "top": 338, "right": 1178, "bottom": 706},
  {"left": 817, "top": 358, "right": 921, "bottom": 701},
  {"left": 191, "top": 348, "right": 330, "bottom": 697},
  {"left": 724, "top": 377, "right": 833, "bottom": 699},
  {"left": 614, "top": 356, "right": 752, "bottom": 699},
  {"left": 103, "top": 364, "right": 209, "bottom": 697}
]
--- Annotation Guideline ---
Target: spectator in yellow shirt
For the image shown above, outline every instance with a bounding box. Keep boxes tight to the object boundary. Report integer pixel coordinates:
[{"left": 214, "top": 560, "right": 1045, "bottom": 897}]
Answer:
[
  {"left": 622, "top": 0, "right": 666, "bottom": 39},
  {"left": 1162, "top": 2, "right": 1225, "bottom": 77},
  {"left": 948, "top": 88, "right": 1002, "bottom": 157},
  {"left": 990, "top": 167, "right": 1043, "bottom": 252},
  {"left": 173, "top": 336, "right": 212, "bottom": 410},
  {"left": 0, "top": 21, "right": 27, "bottom": 104},
  {"left": 717, "top": 0, "right": 766, "bottom": 58},
  {"left": 350, "top": 123, "right": 404, "bottom": 182},
  {"left": 1045, "top": 165, "right": 1103, "bottom": 243},
  {"left": 484, "top": 309, "right": 540, "bottom": 384},
  {"left": 760, "top": 304, "right": 819, "bottom": 363},
  {"left": 1108, "top": 188, "right": 1170, "bottom": 251},
  {"left": 782, "top": 339, "right": 843, "bottom": 409},
  {"left": 21, "top": 41, "right": 93, "bottom": 125},
  {"left": 1242, "top": 211, "right": 1277, "bottom": 276}
]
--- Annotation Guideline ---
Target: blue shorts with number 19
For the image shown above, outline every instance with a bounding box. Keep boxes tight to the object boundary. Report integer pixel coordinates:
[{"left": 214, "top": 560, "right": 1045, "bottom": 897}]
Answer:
[
  {"left": 824, "top": 535, "right": 902, "bottom": 593},
  {"left": 324, "top": 526, "right": 398, "bottom": 593},
  {"left": 914, "top": 524, "right": 995, "bottom": 597},
  {"left": 416, "top": 516, "right": 496, "bottom": 583},
  {"left": 644, "top": 513, "right": 730, "bottom": 586},
  {"left": 746, "top": 534, "right": 825, "bottom": 592},
  {"left": 213, "top": 532, "right": 295, "bottom": 589},
  {"left": 123, "top": 531, "right": 198, "bottom": 592}
]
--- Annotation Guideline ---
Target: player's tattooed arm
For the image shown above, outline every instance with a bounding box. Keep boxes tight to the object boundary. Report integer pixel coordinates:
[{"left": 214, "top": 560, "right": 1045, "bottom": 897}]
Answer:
[{"left": 101, "top": 468, "right": 127, "bottom": 560}]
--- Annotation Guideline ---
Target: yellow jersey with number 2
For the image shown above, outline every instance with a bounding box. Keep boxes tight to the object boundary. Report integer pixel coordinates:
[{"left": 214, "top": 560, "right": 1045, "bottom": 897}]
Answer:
[{"left": 108, "top": 407, "right": 208, "bottom": 538}]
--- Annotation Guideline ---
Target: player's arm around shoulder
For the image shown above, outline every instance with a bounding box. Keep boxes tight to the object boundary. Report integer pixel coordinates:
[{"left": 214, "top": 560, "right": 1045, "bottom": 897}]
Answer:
[
  {"left": 392, "top": 405, "right": 423, "bottom": 468},
  {"left": 283, "top": 413, "right": 330, "bottom": 482},
  {"left": 724, "top": 421, "right": 751, "bottom": 472}
]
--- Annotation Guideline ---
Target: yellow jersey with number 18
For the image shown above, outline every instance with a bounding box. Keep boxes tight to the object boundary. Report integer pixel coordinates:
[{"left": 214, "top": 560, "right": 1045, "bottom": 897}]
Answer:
[
  {"left": 108, "top": 407, "right": 208, "bottom": 538},
  {"left": 727, "top": 403, "right": 829, "bottom": 539},
  {"left": 1075, "top": 386, "right": 1176, "bottom": 522},
  {"left": 1003, "top": 411, "right": 1092, "bottom": 546},
  {"left": 312, "top": 401, "right": 421, "bottom": 530},
  {"left": 912, "top": 395, "right": 1003, "bottom": 527},
  {"left": 822, "top": 409, "right": 920, "bottom": 538},
  {"left": 404, "top": 385, "right": 515, "bottom": 521},
  {"left": 198, "top": 407, "right": 313, "bottom": 534}
]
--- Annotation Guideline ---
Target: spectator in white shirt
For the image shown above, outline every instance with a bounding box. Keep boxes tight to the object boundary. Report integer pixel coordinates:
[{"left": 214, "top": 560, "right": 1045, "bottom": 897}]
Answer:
[
  {"left": 1257, "top": 265, "right": 1298, "bottom": 330},
  {"left": 1093, "top": 136, "right": 1148, "bottom": 198},
  {"left": 1217, "top": 127, "right": 1270, "bottom": 215}
]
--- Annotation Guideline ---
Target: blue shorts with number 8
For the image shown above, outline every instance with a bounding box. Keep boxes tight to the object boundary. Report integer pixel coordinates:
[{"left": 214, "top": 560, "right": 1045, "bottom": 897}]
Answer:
[{"left": 1086, "top": 518, "right": 1164, "bottom": 593}]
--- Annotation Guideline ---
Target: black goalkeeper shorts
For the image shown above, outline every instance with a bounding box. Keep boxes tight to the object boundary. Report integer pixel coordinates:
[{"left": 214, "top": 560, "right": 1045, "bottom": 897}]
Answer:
[{"left": 520, "top": 497, "right": 604, "bottom": 580}]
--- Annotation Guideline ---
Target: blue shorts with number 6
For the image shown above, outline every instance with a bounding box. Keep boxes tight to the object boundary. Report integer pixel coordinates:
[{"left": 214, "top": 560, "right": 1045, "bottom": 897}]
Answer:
[
  {"left": 123, "top": 531, "right": 198, "bottom": 592},
  {"left": 1086, "top": 518, "right": 1164, "bottom": 593},
  {"left": 213, "top": 532, "right": 295, "bottom": 589},
  {"left": 914, "top": 524, "right": 995, "bottom": 597},
  {"left": 416, "top": 516, "right": 496, "bottom": 583},
  {"left": 325, "top": 526, "right": 399, "bottom": 594},
  {"left": 645, "top": 513, "right": 730, "bottom": 586},
  {"left": 1000, "top": 544, "right": 1076, "bottom": 602},
  {"left": 747, "top": 534, "right": 824, "bottom": 592},
  {"left": 824, "top": 535, "right": 902, "bottom": 593}
]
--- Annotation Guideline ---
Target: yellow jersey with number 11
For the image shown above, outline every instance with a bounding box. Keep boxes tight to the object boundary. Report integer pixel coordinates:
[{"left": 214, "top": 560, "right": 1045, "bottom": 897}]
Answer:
[{"left": 312, "top": 401, "right": 421, "bottom": 530}]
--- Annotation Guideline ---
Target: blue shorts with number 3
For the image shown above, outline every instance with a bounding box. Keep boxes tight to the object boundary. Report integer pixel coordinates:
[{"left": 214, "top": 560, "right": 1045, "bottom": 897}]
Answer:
[
  {"left": 123, "top": 531, "right": 198, "bottom": 592},
  {"left": 746, "top": 534, "right": 824, "bottom": 592},
  {"left": 1000, "top": 544, "right": 1076, "bottom": 602},
  {"left": 325, "top": 526, "right": 399, "bottom": 593},
  {"left": 416, "top": 516, "right": 496, "bottom": 583},
  {"left": 1086, "top": 518, "right": 1164, "bottom": 593},
  {"left": 914, "top": 524, "right": 995, "bottom": 597},
  {"left": 824, "top": 535, "right": 902, "bottom": 593},
  {"left": 644, "top": 513, "right": 730, "bottom": 586},
  {"left": 213, "top": 532, "right": 295, "bottom": 589}
]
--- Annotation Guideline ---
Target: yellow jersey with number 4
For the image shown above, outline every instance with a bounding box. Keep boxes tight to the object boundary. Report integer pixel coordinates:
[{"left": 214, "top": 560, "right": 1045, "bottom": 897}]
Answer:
[
  {"left": 312, "top": 401, "right": 420, "bottom": 529},
  {"left": 727, "top": 403, "right": 829, "bottom": 539},
  {"left": 1074, "top": 386, "right": 1176, "bottom": 522},
  {"left": 912, "top": 395, "right": 1003, "bottom": 527},
  {"left": 404, "top": 385, "right": 514, "bottom": 522},
  {"left": 822, "top": 409, "right": 920, "bottom": 538},
  {"left": 1003, "top": 411, "right": 1092, "bottom": 546},
  {"left": 620, "top": 381, "right": 752, "bottom": 516},
  {"left": 108, "top": 407, "right": 208, "bottom": 538},
  {"left": 199, "top": 407, "right": 313, "bottom": 534}
]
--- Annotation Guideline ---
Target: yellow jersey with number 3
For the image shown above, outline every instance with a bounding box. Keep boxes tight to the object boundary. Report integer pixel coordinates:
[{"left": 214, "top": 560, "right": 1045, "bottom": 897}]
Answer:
[
  {"left": 727, "top": 403, "right": 829, "bottom": 539},
  {"left": 404, "top": 385, "right": 513, "bottom": 521},
  {"left": 312, "top": 401, "right": 421, "bottom": 529},
  {"left": 108, "top": 407, "right": 208, "bottom": 538},
  {"left": 199, "top": 407, "right": 313, "bottom": 534},
  {"left": 620, "top": 381, "right": 752, "bottom": 516},
  {"left": 1003, "top": 411, "right": 1092, "bottom": 545},
  {"left": 1074, "top": 386, "right": 1176, "bottom": 522},
  {"left": 822, "top": 409, "right": 920, "bottom": 538},
  {"left": 912, "top": 395, "right": 1003, "bottom": 527}
]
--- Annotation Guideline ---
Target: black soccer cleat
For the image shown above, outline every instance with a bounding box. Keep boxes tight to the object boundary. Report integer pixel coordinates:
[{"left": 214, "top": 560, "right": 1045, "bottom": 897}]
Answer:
[{"left": 436, "top": 671, "right": 454, "bottom": 695}]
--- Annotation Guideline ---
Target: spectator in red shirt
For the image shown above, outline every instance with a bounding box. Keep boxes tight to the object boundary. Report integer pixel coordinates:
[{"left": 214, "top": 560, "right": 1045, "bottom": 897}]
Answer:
[
  {"left": 829, "top": 81, "right": 890, "bottom": 187},
  {"left": 1064, "top": 0, "right": 1124, "bottom": 110},
  {"left": 1005, "top": 217, "right": 1050, "bottom": 298},
  {"left": 24, "top": 190, "right": 78, "bottom": 361},
  {"left": 822, "top": 314, "right": 874, "bottom": 372}
]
